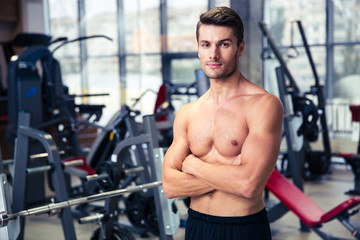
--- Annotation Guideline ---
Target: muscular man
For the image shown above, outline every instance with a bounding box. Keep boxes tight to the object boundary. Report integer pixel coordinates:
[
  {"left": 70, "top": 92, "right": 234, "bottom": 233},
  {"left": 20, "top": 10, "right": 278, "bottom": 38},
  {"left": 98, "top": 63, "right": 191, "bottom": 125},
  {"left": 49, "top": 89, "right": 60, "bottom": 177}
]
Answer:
[{"left": 162, "top": 6, "right": 283, "bottom": 240}]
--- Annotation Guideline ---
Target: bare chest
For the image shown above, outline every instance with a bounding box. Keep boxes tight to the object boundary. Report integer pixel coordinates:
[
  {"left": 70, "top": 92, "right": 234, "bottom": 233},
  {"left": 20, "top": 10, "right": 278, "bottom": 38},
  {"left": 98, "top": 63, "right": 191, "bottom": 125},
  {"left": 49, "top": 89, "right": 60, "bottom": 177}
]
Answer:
[{"left": 187, "top": 107, "right": 248, "bottom": 162}]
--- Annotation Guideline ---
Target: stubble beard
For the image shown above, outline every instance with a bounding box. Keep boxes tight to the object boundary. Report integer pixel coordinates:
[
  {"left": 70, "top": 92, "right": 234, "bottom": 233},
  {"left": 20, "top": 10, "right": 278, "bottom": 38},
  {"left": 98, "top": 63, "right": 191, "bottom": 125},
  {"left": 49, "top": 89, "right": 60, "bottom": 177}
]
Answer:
[
  {"left": 203, "top": 49, "right": 239, "bottom": 80},
  {"left": 204, "top": 60, "right": 237, "bottom": 80}
]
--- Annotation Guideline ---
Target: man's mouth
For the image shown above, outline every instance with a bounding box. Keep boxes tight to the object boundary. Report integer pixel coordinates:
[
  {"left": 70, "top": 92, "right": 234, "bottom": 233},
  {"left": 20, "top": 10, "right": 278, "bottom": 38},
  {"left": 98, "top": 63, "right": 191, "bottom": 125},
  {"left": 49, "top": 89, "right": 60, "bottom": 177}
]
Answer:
[{"left": 207, "top": 62, "right": 222, "bottom": 68}]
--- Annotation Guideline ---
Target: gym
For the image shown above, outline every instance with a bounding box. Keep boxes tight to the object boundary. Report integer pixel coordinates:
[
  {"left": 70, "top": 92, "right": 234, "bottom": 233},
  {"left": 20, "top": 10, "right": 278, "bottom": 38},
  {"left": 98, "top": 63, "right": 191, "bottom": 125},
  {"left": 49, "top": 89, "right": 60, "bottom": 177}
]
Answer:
[{"left": 0, "top": 0, "right": 360, "bottom": 239}]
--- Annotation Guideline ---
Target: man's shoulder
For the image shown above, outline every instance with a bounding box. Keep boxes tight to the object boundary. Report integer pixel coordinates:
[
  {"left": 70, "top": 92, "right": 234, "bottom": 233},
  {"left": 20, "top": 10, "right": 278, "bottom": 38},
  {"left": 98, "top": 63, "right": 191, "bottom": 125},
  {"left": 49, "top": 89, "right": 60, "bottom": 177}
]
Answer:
[
  {"left": 250, "top": 92, "right": 283, "bottom": 111},
  {"left": 175, "top": 101, "right": 196, "bottom": 119}
]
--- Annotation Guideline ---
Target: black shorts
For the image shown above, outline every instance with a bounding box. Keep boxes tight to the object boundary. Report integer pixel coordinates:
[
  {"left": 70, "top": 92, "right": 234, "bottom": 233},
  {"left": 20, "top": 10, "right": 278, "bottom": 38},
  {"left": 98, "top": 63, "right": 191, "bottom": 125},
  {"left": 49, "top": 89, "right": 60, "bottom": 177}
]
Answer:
[{"left": 185, "top": 208, "right": 272, "bottom": 240}]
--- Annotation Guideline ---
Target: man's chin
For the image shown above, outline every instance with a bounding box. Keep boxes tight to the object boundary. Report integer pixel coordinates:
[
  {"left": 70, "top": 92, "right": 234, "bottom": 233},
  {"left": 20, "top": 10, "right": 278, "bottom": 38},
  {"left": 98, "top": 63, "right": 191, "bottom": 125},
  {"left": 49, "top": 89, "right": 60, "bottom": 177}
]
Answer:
[{"left": 204, "top": 70, "right": 224, "bottom": 79}]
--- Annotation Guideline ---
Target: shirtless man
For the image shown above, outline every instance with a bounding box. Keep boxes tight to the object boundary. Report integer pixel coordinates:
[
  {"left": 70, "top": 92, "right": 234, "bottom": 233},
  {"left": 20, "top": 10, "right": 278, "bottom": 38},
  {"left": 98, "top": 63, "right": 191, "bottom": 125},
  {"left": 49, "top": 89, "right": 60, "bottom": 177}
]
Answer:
[{"left": 162, "top": 6, "right": 283, "bottom": 240}]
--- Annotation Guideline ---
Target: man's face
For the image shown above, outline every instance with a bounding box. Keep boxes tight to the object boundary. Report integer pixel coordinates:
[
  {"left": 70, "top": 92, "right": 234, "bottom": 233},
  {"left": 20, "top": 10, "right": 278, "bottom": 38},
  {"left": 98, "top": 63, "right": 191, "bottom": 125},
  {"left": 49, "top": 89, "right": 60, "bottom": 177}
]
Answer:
[{"left": 198, "top": 24, "right": 244, "bottom": 80}]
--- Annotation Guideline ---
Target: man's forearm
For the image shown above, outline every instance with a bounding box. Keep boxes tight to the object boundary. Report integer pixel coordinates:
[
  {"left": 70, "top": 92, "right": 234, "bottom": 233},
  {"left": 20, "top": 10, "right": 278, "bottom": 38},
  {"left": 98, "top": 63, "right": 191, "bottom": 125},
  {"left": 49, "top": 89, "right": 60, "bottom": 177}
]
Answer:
[{"left": 163, "top": 165, "right": 215, "bottom": 199}]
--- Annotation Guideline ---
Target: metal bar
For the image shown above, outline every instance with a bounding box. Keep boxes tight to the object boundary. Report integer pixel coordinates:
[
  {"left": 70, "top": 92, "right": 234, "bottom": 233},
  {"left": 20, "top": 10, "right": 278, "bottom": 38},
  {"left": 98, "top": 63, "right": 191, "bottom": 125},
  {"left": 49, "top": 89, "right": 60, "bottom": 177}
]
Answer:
[
  {"left": 116, "top": 0, "right": 126, "bottom": 104},
  {"left": 62, "top": 159, "right": 83, "bottom": 168},
  {"left": 143, "top": 116, "right": 172, "bottom": 240},
  {"left": 123, "top": 166, "right": 144, "bottom": 175},
  {"left": 125, "top": 116, "right": 151, "bottom": 184},
  {"left": 111, "top": 134, "right": 152, "bottom": 163},
  {"left": 26, "top": 165, "right": 53, "bottom": 175},
  {"left": 26, "top": 159, "right": 83, "bottom": 175},
  {"left": 296, "top": 20, "right": 332, "bottom": 169},
  {"left": 12, "top": 113, "right": 31, "bottom": 240},
  {"left": 326, "top": 0, "right": 335, "bottom": 99},
  {"left": 259, "top": 21, "right": 300, "bottom": 94},
  {"left": 275, "top": 67, "right": 304, "bottom": 190},
  {"left": 85, "top": 173, "right": 109, "bottom": 182},
  {"left": 78, "top": 213, "right": 105, "bottom": 224},
  {"left": 2, "top": 181, "right": 162, "bottom": 224},
  {"left": 0, "top": 146, "right": 3, "bottom": 174},
  {"left": 3, "top": 151, "right": 66, "bottom": 165},
  {"left": 296, "top": 20, "right": 320, "bottom": 87},
  {"left": 15, "top": 112, "right": 77, "bottom": 240}
]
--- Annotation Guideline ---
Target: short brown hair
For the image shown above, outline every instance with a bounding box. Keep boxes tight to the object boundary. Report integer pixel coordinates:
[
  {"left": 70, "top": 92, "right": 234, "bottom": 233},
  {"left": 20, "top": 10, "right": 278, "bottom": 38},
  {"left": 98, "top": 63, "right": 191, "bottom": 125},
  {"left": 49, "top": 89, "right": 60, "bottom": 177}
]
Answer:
[{"left": 196, "top": 6, "right": 244, "bottom": 46}]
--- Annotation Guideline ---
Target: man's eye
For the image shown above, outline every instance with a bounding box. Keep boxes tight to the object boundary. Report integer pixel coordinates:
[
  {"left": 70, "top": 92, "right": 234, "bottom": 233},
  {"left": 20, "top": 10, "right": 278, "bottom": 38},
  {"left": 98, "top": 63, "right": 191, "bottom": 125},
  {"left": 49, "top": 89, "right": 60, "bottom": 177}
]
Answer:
[
  {"left": 221, "top": 43, "right": 229, "bottom": 47},
  {"left": 202, "top": 43, "right": 210, "bottom": 48}
]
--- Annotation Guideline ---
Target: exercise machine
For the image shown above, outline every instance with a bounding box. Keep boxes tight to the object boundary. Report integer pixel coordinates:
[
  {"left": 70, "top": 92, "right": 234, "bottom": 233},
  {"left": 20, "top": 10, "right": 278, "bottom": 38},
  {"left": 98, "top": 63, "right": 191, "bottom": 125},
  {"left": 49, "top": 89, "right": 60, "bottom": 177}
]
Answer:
[
  {"left": 259, "top": 21, "right": 330, "bottom": 178},
  {"left": 266, "top": 168, "right": 360, "bottom": 239},
  {"left": 0, "top": 145, "right": 20, "bottom": 240},
  {"left": 81, "top": 115, "right": 179, "bottom": 239},
  {"left": 1, "top": 113, "right": 180, "bottom": 240},
  {"left": 261, "top": 21, "right": 360, "bottom": 239},
  {"left": 4, "top": 33, "right": 111, "bottom": 206},
  {"left": 337, "top": 105, "right": 360, "bottom": 195},
  {"left": 6, "top": 33, "right": 110, "bottom": 158},
  {"left": 11, "top": 111, "right": 78, "bottom": 239}
]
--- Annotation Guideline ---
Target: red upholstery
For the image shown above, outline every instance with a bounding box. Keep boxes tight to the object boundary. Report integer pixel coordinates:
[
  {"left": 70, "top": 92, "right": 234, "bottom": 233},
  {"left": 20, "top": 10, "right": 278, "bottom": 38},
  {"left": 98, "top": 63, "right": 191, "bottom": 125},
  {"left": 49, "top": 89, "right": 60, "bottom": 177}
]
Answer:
[
  {"left": 338, "top": 152, "right": 356, "bottom": 159},
  {"left": 266, "top": 169, "right": 325, "bottom": 227},
  {"left": 321, "top": 196, "right": 360, "bottom": 223},
  {"left": 350, "top": 105, "right": 360, "bottom": 122},
  {"left": 0, "top": 115, "right": 8, "bottom": 123},
  {"left": 266, "top": 169, "right": 360, "bottom": 227},
  {"left": 154, "top": 84, "right": 168, "bottom": 122}
]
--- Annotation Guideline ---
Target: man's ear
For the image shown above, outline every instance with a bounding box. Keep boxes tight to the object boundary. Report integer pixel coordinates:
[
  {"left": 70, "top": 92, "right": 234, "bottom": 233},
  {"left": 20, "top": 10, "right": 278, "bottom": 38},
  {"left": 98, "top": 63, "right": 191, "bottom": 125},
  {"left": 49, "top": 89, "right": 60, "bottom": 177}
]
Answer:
[{"left": 237, "top": 40, "right": 245, "bottom": 57}]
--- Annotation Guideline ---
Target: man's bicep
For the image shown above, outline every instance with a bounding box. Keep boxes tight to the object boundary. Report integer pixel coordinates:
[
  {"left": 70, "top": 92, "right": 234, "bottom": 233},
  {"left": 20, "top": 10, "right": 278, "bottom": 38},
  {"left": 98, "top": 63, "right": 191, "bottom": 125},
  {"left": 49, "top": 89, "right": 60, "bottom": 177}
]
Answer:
[
  {"left": 240, "top": 98, "right": 283, "bottom": 181},
  {"left": 163, "top": 104, "right": 190, "bottom": 170},
  {"left": 248, "top": 99, "right": 283, "bottom": 164},
  {"left": 164, "top": 138, "right": 190, "bottom": 170}
]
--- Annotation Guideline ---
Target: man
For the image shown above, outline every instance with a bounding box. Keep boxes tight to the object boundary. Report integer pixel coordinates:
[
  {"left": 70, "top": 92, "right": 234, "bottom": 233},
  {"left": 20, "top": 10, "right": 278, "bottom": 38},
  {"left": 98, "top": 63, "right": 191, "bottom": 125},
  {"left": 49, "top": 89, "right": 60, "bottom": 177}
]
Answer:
[{"left": 162, "top": 6, "right": 283, "bottom": 240}]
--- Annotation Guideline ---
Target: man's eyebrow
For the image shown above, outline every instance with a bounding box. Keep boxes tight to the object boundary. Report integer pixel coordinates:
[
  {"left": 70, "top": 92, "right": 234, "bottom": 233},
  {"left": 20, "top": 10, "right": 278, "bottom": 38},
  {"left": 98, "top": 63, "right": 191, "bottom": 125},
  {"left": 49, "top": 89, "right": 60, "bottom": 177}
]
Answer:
[
  {"left": 219, "top": 38, "right": 233, "bottom": 43},
  {"left": 199, "top": 38, "right": 233, "bottom": 43}
]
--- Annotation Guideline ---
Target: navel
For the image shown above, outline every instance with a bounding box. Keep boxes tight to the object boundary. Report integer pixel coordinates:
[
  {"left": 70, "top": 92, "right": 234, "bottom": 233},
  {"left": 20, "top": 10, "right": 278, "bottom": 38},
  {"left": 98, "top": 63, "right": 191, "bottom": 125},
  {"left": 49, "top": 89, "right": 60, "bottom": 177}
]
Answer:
[
  {"left": 231, "top": 140, "right": 238, "bottom": 146},
  {"left": 208, "top": 192, "right": 213, "bottom": 199}
]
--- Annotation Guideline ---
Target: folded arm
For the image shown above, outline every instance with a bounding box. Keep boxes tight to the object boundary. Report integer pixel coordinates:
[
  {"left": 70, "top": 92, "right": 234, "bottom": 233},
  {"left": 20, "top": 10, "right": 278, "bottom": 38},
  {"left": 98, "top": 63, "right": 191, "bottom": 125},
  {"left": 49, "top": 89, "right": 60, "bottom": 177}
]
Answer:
[
  {"left": 162, "top": 104, "right": 215, "bottom": 199},
  {"left": 182, "top": 95, "right": 284, "bottom": 198}
]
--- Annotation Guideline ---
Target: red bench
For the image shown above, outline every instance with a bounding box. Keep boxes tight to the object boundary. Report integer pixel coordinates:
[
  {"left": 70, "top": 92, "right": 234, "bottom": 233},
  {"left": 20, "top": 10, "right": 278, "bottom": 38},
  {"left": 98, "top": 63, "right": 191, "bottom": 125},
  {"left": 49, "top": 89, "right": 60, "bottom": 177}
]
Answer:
[{"left": 266, "top": 169, "right": 360, "bottom": 239}]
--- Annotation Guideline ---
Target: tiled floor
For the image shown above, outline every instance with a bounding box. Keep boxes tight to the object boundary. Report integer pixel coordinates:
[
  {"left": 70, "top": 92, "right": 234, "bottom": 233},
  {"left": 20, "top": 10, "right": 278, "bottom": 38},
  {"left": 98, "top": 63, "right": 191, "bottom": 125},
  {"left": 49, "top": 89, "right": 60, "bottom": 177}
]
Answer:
[{"left": 9, "top": 162, "right": 360, "bottom": 239}]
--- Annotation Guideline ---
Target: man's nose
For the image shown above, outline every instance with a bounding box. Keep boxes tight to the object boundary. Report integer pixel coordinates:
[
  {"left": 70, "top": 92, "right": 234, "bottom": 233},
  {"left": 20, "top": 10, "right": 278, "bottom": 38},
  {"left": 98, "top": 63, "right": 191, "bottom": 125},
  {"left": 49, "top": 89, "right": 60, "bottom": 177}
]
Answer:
[{"left": 210, "top": 46, "right": 219, "bottom": 60}]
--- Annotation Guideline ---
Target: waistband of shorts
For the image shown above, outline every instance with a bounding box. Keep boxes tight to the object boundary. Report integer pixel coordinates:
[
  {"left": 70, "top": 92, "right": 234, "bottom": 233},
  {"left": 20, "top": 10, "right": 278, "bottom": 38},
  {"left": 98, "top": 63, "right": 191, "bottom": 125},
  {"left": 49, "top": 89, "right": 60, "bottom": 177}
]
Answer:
[{"left": 187, "top": 208, "right": 268, "bottom": 224}]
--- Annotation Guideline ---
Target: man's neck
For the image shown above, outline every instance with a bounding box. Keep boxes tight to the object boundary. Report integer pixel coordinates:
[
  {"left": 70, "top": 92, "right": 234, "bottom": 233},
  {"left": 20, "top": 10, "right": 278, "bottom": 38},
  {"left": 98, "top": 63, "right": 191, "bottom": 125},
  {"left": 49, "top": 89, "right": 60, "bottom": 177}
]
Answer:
[{"left": 209, "top": 72, "right": 245, "bottom": 105}]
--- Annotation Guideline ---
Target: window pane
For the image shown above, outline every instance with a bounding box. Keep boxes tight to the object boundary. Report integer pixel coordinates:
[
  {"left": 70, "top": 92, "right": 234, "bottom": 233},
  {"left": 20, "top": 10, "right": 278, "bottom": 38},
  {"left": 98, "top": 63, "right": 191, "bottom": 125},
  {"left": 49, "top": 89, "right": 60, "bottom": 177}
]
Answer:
[
  {"left": 49, "top": 0, "right": 80, "bottom": 57},
  {"left": 333, "top": 45, "right": 360, "bottom": 100},
  {"left": 167, "top": 0, "right": 208, "bottom": 52},
  {"left": 264, "top": 0, "right": 326, "bottom": 45},
  {"left": 215, "top": 0, "right": 230, "bottom": 7},
  {"left": 84, "top": 0, "right": 118, "bottom": 56},
  {"left": 169, "top": 59, "right": 201, "bottom": 111},
  {"left": 59, "top": 57, "right": 82, "bottom": 95},
  {"left": 264, "top": 46, "right": 326, "bottom": 94},
  {"left": 125, "top": 55, "right": 162, "bottom": 115},
  {"left": 288, "top": 47, "right": 326, "bottom": 91},
  {"left": 334, "top": 0, "right": 360, "bottom": 42},
  {"left": 124, "top": 0, "right": 161, "bottom": 54},
  {"left": 171, "top": 59, "right": 201, "bottom": 84},
  {"left": 87, "top": 57, "right": 120, "bottom": 124}
]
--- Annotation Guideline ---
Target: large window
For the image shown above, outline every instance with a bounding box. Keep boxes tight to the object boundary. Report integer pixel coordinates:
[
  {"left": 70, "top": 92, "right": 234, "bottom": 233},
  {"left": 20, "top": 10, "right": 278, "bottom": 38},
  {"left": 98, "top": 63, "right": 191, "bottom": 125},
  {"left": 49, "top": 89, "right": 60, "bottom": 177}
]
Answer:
[
  {"left": 48, "top": 0, "right": 120, "bottom": 124},
  {"left": 264, "top": 0, "right": 360, "bottom": 139},
  {"left": 332, "top": 0, "right": 360, "bottom": 102},
  {"left": 263, "top": 0, "right": 326, "bottom": 92},
  {"left": 47, "top": 0, "right": 230, "bottom": 123}
]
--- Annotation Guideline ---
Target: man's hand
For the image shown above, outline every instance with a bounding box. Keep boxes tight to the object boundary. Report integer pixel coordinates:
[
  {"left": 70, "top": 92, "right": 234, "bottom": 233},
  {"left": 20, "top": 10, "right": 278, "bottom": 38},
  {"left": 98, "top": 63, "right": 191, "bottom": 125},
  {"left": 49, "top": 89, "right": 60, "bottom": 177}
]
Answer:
[{"left": 182, "top": 154, "right": 199, "bottom": 175}]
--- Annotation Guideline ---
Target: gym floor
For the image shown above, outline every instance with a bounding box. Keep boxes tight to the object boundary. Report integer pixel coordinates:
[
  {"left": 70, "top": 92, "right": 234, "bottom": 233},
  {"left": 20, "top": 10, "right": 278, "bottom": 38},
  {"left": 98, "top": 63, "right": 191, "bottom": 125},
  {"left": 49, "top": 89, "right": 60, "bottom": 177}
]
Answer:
[{"left": 22, "top": 161, "right": 360, "bottom": 240}]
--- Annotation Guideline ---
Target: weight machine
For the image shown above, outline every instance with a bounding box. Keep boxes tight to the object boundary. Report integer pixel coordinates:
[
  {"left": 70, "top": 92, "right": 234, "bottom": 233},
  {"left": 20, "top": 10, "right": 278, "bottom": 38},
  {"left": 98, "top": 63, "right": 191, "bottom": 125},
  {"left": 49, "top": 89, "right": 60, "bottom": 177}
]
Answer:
[
  {"left": 4, "top": 33, "right": 111, "bottom": 207},
  {"left": 259, "top": 20, "right": 331, "bottom": 179},
  {"left": 260, "top": 21, "right": 360, "bottom": 239},
  {"left": 1, "top": 113, "right": 180, "bottom": 240}
]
